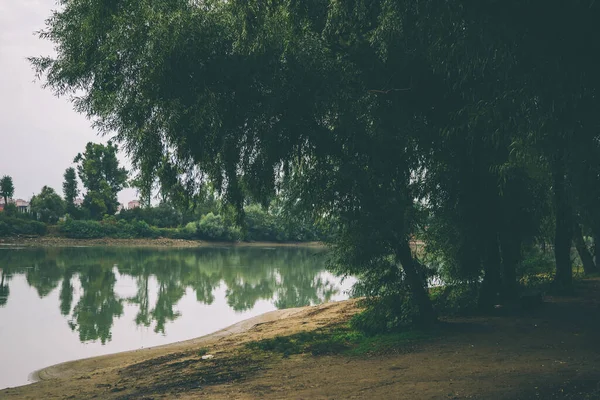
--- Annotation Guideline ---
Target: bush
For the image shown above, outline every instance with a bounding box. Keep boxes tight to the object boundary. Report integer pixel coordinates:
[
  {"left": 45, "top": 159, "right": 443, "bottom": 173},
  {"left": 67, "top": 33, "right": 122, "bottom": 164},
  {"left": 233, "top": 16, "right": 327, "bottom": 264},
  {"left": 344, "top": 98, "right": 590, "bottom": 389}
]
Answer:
[
  {"left": 350, "top": 295, "right": 417, "bottom": 336},
  {"left": 430, "top": 284, "right": 479, "bottom": 316},
  {"left": 197, "top": 213, "right": 241, "bottom": 241},
  {"left": 58, "top": 219, "right": 105, "bottom": 238},
  {"left": 117, "top": 204, "right": 182, "bottom": 228},
  {"left": 0, "top": 215, "right": 46, "bottom": 236},
  {"left": 58, "top": 218, "right": 160, "bottom": 239},
  {"left": 243, "top": 205, "right": 281, "bottom": 241}
]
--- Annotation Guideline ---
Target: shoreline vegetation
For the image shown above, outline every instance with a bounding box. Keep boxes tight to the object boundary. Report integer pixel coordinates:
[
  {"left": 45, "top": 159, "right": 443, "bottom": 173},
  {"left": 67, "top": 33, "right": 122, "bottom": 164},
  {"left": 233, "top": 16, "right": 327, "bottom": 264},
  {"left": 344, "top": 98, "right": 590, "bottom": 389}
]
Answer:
[
  {"left": 0, "top": 236, "right": 326, "bottom": 249},
  {"left": 3, "top": 278, "right": 600, "bottom": 399}
]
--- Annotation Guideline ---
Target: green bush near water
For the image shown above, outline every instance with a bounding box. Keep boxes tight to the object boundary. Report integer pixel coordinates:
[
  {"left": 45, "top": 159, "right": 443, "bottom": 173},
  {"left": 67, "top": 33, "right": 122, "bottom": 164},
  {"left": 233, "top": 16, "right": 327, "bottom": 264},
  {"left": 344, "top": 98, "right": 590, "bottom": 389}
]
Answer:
[
  {"left": 58, "top": 218, "right": 161, "bottom": 239},
  {"left": 0, "top": 215, "right": 46, "bottom": 236}
]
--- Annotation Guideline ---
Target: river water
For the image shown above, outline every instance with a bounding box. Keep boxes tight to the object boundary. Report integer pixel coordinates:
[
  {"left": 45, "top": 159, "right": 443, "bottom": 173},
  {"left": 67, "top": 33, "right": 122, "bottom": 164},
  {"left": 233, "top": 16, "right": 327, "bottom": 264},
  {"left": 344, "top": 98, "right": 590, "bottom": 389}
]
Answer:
[{"left": 0, "top": 246, "right": 353, "bottom": 389}]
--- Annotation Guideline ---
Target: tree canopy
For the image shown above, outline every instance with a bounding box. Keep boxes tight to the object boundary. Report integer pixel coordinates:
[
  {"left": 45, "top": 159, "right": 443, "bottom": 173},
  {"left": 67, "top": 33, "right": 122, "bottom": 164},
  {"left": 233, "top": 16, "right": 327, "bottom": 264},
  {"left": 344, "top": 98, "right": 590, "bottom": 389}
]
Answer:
[
  {"left": 0, "top": 175, "right": 14, "bottom": 205},
  {"left": 30, "top": 186, "right": 65, "bottom": 224},
  {"left": 74, "top": 142, "right": 128, "bottom": 219},
  {"left": 63, "top": 167, "right": 79, "bottom": 214},
  {"left": 31, "top": 0, "right": 600, "bottom": 324}
]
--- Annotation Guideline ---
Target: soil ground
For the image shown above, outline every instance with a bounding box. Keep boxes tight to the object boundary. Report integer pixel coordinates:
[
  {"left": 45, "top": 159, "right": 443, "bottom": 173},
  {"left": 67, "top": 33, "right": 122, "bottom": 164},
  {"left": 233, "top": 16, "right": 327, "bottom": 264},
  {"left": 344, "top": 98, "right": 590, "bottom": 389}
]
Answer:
[{"left": 2, "top": 279, "right": 600, "bottom": 400}]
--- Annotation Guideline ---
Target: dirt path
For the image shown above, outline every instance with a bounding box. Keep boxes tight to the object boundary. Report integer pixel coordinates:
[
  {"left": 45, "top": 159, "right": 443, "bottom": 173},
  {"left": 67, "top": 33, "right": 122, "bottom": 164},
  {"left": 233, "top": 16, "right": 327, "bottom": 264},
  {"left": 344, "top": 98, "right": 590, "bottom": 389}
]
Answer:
[{"left": 3, "top": 280, "right": 600, "bottom": 399}]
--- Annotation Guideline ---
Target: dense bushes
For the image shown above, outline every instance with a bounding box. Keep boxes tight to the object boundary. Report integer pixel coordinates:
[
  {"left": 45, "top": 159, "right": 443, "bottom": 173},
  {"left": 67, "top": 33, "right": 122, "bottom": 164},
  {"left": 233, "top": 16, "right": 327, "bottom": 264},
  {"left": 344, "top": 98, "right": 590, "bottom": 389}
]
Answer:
[
  {"left": 0, "top": 215, "right": 46, "bottom": 236},
  {"left": 180, "top": 206, "right": 324, "bottom": 242},
  {"left": 117, "top": 204, "right": 182, "bottom": 228},
  {"left": 58, "top": 218, "right": 161, "bottom": 239},
  {"left": 183, "top": 213, "right": 241, "bottom": 241}
]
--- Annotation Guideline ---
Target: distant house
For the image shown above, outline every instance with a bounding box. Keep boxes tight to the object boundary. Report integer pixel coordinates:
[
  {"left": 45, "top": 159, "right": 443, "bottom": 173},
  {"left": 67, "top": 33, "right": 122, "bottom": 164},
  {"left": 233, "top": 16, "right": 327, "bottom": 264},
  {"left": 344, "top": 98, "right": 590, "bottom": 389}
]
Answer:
[
  {"left": 74, "top": 198, "right": 84, "bottom": 207},
  {"left": 0, "top": 198, "right": 29, "bottom": 213},
  {"left": 128, "top": 200, "right": 141, "bottom": 209},
  {"left": 15, "top": 199, "right": 30, "bottom": 213}
]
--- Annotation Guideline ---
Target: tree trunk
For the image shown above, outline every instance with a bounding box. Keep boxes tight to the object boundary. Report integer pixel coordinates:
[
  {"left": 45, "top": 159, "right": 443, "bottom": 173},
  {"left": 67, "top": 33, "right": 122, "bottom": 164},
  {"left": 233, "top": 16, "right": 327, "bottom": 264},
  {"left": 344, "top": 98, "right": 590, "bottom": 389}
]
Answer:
[
  {"left": 499, "top": 230, "right": 520, "bottom": 304},
  {"left": 552, "top": 164, "right": 573, "bottom": 293},
  {"left": 573, "top": 223, "right": 597, "bottom": 274},
  {"left": 396, "top": 241, "right": 437, "bottom": 326},
  {"left": 478, "top": 231, "right": 501, "bottom": 311},
  {"left": 592, "top": 228, "right": 600, "bottom": 266}
]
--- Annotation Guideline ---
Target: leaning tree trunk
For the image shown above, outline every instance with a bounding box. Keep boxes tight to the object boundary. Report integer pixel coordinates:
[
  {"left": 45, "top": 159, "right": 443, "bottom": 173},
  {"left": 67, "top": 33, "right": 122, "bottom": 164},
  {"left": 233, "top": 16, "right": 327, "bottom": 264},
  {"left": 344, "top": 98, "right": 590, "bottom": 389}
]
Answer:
[
  {"left": 573, "top": 223, "right": 597, "bottom": 274},
  {"left": 478, "top": 231, "right": 502, "bottom": 311},
  {"left": 396, "top": 241, "right": 437, "bottom": 326},
  {"left": 552, "top": 164, "right": 573, "bottom": 292}
]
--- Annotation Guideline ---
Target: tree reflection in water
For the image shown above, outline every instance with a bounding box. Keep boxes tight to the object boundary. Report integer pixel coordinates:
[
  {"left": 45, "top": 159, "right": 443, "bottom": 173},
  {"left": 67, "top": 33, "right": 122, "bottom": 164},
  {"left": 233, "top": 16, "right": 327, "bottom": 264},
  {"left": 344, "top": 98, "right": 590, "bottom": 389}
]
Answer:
[{"left": 0, "top": 247, "right": 339, "bottom": 343}]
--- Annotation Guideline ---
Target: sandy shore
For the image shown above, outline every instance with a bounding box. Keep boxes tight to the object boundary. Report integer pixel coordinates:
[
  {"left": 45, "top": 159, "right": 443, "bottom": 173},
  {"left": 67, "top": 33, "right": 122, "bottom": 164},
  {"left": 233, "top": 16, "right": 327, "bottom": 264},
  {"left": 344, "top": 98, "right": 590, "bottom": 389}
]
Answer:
[
  {"left": 30, "top": 305, "right": 313, "bottom": 384},
  {"left": 2, "top": 299, "right": 360, "bottom": 399},
  {"left": 0, "top": 236, "right": 325, "bottom": 248}
]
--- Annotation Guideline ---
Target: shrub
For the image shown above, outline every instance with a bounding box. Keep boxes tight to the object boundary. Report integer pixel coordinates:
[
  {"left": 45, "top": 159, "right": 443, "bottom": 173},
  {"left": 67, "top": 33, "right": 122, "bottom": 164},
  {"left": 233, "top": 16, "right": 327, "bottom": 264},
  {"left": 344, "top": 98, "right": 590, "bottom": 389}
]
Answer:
[
  {"left": 430, "top": 284, "right": 479, "bottom": 316},
  {"left": 197, "top": 213, "right": 240, "bottom": 241},
  {"left": 0, "top": 215, "right": 46, "bottom": 236},
  {"left": 58, "top": 219, "right": 105, "bottom": 238},
  {"left": 243, "top": 205, "right": 280, "bottom": 241},
  {"left": 350, "top": 294, "right": 418, "bottom": 336},
  {"left": 58, "top": 218, "right": 160, "bottom": 239}
]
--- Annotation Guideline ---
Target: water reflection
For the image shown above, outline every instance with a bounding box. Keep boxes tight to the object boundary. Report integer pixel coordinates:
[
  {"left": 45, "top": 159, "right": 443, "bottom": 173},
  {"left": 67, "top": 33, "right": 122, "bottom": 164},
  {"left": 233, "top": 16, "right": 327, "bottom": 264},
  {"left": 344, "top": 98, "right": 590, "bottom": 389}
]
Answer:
[{"left": 0, "top": 247, "right": 337, "bottom": 344}]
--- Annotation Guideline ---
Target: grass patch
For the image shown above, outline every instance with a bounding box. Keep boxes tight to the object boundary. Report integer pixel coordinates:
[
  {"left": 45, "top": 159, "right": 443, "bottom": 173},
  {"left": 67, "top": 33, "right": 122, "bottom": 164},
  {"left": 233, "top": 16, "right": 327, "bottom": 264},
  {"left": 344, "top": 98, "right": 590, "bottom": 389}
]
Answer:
[
  {"left": 245, "top": 324, "right": 435, "bottom": 358},
  {"left": 197, "top": 347, "right": 209, "bottom": 357}
]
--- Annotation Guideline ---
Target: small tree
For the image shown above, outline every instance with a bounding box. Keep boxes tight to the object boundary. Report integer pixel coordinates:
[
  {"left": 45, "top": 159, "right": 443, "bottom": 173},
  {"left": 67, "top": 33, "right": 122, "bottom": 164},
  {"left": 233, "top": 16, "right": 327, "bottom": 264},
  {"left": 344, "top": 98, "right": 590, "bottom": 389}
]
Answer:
[
  {"left": 31, "top": 186, "right": 65, "bottom": 224},
  {"left": 0, "top": 175, "right": 14, "bottom": 205},
  {"left": 63, "top": 167, "right": 79, "bottom": 214}
]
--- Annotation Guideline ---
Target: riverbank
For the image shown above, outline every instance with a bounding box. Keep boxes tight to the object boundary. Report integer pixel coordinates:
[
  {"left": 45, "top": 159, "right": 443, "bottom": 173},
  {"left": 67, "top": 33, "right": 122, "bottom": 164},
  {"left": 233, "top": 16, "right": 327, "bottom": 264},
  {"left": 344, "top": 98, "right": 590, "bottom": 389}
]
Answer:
[
  {"left": 3, "top": 278, "right": 600, "bottom": 399},
  {"left": 0, "top": 236, "right": 325, "bottom": 248}
]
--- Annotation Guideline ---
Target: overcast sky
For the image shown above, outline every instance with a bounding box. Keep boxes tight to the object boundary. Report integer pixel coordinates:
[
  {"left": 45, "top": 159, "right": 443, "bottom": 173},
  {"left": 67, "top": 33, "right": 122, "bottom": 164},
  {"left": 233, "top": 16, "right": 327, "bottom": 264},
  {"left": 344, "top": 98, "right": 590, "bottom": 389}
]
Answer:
[{"left": 0, "top": 0, "right": 136, "bottom": 204}]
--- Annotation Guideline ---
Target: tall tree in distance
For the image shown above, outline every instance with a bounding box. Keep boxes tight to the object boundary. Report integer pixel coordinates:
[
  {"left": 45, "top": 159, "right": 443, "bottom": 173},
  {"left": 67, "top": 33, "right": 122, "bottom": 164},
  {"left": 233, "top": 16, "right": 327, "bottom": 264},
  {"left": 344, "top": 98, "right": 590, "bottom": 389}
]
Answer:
[
  {"left": 74, "top": 142, "right": 128, "bottom": 219},
  {"left": 63, "top": 167, "right": 79, "bottom": 214},
  {"left": 0, "top": 175, "right": 14, "bottom": 205}
]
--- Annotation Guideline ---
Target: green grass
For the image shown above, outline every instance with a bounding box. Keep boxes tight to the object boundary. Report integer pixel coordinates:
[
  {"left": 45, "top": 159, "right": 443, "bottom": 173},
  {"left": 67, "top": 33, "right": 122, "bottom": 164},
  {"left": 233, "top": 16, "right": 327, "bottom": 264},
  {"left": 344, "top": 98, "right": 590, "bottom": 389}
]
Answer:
[
  {"left": 197, "top": 347, "right": 209, "bottom": 357},
  {"left": 245, "top": 324, "right": 435, "bottom": 358}
]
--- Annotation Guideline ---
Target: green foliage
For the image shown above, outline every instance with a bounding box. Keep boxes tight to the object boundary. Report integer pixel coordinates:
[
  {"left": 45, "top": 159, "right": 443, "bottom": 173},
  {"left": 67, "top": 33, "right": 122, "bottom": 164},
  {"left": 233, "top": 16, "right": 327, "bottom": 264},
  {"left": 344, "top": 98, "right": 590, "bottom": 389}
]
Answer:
[
  {"left": 0, "top": 175, "right": 14, "bottom": 205},
  {"left": 2, "top": 203, "right": 18, "bottom": 217},
  {"left": 30, "top": 186, "right": 65, "bottom": 224},
  {"left": 32, "top": 0, "right": 600, "bottom": 327},
  {"left": 117, "top": 203, "right": 182, "bottom": 228},
  {"left": 430, "top": 285, "right": 480, "bottom": 317},
  {"left": 349, "top": 296, "right": 418, "bottom": 336},
  {"left": 243, "top": 204, "right": 280, "bottom": 242},
  {"left": 74, "top": 142, "right": 128, "bottom": 219},
  {"left": 0, "top": 215, "right": 46, "bottom": 236},
  {"left": 58, "top": 218, "right": 160, "bottom": 239},
  {"left": 63, "top": 167, "right": 79, "bottom": 213},
  {"left": 196, "top": 213, "right": 241, "bottom": 242}
]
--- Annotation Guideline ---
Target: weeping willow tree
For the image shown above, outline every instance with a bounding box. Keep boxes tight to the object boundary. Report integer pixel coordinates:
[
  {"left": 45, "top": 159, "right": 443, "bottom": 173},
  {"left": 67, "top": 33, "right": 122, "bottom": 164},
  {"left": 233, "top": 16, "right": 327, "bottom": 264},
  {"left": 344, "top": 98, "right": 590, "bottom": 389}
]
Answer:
[{"left": 31, "top": 0, "right": 600, "bottom": 325}]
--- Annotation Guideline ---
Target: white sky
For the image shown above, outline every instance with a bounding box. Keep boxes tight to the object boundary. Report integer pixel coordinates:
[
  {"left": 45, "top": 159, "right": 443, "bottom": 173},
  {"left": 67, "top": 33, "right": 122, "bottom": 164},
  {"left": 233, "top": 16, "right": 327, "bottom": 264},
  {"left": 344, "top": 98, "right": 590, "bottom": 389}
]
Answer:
[{"left": 0, "top": 0, "right": 136, "bottom": 204}]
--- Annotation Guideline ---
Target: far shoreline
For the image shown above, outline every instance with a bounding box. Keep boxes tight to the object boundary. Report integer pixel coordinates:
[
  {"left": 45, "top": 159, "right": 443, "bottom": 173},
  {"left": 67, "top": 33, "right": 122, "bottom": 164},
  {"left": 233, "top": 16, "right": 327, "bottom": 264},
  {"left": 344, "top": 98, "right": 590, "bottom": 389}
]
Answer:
[{"left": 0, "top": 236, "right": 326, "bottom": 249}]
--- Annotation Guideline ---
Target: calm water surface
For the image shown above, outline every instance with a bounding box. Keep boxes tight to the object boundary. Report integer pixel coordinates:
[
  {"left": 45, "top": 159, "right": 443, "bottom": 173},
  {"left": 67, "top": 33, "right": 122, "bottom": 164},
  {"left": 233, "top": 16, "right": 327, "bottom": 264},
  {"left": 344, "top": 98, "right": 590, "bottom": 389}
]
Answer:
[{"left": 0, "top": 246, "right": 353, "bottom": 389}]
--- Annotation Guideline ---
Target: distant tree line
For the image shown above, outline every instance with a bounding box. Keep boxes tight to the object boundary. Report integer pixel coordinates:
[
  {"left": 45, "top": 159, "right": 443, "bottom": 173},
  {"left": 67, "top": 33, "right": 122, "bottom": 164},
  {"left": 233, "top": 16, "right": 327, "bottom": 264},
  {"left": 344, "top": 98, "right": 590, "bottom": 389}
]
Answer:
[{"left": 0, "top": 142, "right": 324, "bottom": 242}]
